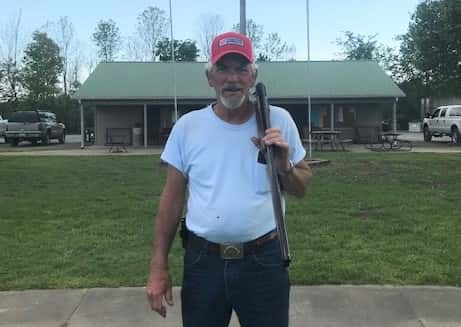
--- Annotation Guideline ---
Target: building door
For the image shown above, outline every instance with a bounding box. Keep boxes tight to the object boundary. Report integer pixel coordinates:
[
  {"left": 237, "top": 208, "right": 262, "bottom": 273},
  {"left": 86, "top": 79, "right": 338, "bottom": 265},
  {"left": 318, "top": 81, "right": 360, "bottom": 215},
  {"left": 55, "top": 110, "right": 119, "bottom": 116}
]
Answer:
[{"left": 147, "top": 107, "right": 161, "bottom": 145}]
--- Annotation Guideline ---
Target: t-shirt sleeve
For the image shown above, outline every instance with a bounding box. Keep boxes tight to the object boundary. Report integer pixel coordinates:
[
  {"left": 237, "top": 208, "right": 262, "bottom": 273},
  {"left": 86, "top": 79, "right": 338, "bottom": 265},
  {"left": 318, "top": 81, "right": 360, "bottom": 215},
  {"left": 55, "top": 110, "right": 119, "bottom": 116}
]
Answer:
[
  {"left": 272, "top": 107, "right": 306, "bottom": 165},
  {"left": 160, "top": 118, "right": 187, "bottom": 176},
  {"left": 285, "top": 115, "right": 306, "bottom": 165}
]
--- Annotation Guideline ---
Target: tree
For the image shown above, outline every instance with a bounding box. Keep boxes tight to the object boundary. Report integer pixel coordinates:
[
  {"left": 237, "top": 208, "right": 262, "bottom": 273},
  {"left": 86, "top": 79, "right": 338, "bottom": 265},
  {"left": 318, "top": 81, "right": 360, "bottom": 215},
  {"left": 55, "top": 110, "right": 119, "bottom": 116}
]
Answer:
[
  {"left": 0, "top": 64, "right": 4, "bottom": 95},
  {"left": 92, "top": 19, "right": 121, "bottom": 62},
  {"left": 0, "top": 58, "right": 21, "bottom": 104},
  {"left": 258, "top": 32, "right": 289, "bottom": 61},
  {"left": 286, "top": 44, "right": 297, "bottom": 61},
  {"left": 232, "top": 19, "right": 264, "bottom": 54},
  {"left": 336, "top": 31, "right": 398, "bottom": 76},
  {"left": 398, "top": 0, "right": 461, "bottom": 95},
  {"left": 232, "top": 20, "right": 293, "bottom": 61},
  {"left": 22, "top": 32, "right": 63, "bottom": 106},
  {"left": 197, "top": 14, "right": 224, "bottom": 60},
  {"left": 336, "top": 31, "right": 379, "bottom": 60},
  {"left": 85, "top": 45, "right": 99, "bottom": 76},
  {"left": 156, "top": 38, "right": 199, "bottom": 62},
  {"left": 68, "top": 40, "right": 85, "bottom": 94},
  {"left": 124, "top": 35, "right": 144, "bottom": 61},
  {"left": 42, "top": 16, "right": 76, "bottom": 95},
  {"left": 0, "top": 10, "right": 23, "bottom": 106},
  {"left": 55, "top": 17, "right": 74, "bottom": 95},
  {"left": 136, "top": 6, "right": 168, "bottom": 61}
]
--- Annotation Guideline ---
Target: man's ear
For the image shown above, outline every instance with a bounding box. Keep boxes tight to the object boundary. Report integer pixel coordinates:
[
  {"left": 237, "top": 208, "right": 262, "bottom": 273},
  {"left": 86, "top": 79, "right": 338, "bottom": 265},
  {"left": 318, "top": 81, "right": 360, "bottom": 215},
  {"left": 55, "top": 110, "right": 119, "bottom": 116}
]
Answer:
[{"left": 205, "top": 70, "right": 214, "bottom": 87}]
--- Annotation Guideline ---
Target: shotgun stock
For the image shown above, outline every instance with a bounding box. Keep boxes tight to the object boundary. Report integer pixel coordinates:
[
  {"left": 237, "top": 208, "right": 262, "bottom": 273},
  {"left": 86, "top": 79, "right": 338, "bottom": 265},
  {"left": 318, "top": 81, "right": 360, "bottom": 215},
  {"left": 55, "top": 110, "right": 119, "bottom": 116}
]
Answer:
[{"left": 254, "top": 82, "right": 291, "bottom": 267}]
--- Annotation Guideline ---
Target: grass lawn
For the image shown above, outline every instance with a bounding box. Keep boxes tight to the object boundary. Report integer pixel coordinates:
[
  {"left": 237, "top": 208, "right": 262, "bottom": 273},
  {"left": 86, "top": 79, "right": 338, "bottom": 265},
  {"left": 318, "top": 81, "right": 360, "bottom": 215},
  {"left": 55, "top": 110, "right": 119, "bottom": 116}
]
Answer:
[{"left": 0, "top": 153, "right": 460, "bottom": 290}]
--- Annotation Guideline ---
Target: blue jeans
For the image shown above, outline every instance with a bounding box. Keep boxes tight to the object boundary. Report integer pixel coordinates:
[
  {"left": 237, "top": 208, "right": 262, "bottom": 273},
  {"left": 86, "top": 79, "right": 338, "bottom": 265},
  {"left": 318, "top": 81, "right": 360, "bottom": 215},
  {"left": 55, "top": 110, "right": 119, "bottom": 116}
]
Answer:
[{"left": 181, "top": 238, "right": 290, "bottom": 327}]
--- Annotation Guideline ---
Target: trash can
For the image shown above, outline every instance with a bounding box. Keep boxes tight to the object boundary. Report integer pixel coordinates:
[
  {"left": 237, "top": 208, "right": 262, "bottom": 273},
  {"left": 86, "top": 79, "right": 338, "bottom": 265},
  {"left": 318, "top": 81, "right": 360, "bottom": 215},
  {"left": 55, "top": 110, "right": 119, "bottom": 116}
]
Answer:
[
  {"left": 408, "top": 121, "right": 422, "bottom": 132},
  {"left": 132, "top": 127, "right": 143, "bottom": 146},
  {"left": 84, "top": 128, "right": 95, "bottom": 144},
  {"left": 381, "top": 121, "right": 390, "bottom": 132}
]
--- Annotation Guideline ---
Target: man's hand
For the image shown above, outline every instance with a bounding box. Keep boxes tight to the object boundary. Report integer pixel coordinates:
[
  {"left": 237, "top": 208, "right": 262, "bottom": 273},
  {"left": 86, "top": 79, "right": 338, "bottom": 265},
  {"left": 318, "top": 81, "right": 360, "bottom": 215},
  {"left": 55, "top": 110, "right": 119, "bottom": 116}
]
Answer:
[
  {"left": 252, "top": 128, "right": 312, "bottom": 197},
  {"left": 146, "top": 166, "right": 186, "bottom": 318},
  {"left": 252, "top": 127, "right": 291, "bottom": 172},
  {"left": 146, "top": 266, "right": 174, "bottom": 318}
]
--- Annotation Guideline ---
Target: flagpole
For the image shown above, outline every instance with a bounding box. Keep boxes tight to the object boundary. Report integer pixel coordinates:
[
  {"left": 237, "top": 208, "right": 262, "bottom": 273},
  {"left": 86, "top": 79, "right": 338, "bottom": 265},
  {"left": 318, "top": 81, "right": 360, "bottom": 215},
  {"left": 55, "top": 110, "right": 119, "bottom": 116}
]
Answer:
[
  {"left": 169, "top": 0, "right": 178, "bottom": 123},
  {"left": 306, "top": 0, "right": 312, "bottom": 158}
]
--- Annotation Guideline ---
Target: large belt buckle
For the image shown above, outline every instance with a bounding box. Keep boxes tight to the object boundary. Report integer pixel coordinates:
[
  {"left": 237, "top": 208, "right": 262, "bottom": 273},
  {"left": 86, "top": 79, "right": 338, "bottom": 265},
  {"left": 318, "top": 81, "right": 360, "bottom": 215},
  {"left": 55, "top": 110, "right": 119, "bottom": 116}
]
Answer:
[{"left": 220, "top": 243, "right": 244, "bottom": 260}]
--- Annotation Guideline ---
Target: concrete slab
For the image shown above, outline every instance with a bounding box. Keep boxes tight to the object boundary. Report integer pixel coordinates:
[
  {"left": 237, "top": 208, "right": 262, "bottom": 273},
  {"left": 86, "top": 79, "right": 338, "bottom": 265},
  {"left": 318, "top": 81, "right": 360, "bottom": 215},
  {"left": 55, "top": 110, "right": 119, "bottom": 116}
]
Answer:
[
  {"left": 1, "top": 286, "right": 461, "bottom": 326},
  {"left": 68, "top": 287, "right": 240, "bottom": 327},
  {"left": 402, "top": 287, "right": 461, "bottom": 327},
  {"left": 290, "top": 286, "right": 421, "bottom": 327},
  {"left": 0, "top": 289, "right": 86, "bottom": 327},
  {"left": 68, "top": 287, "right": 178, "bottom": 327}
]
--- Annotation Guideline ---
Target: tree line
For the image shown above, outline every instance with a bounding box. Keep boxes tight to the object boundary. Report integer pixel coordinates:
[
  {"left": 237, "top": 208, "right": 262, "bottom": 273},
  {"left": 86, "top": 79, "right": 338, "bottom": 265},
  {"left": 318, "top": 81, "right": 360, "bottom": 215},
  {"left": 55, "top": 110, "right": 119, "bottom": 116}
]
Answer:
[
  {"left": 0, "top": 0, "right": 460, "bottom": 132},
  {"left": 335, "top": 0, "right": 460, "bottom": 126}
]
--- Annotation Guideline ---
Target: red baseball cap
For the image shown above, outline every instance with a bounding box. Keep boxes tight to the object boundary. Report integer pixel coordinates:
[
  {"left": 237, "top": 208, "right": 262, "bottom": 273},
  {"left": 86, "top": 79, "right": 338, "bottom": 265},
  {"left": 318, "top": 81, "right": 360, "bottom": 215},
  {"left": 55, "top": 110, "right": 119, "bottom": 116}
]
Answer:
[{"left": 210, "top": 32, "right": 254, "bottom": 65}]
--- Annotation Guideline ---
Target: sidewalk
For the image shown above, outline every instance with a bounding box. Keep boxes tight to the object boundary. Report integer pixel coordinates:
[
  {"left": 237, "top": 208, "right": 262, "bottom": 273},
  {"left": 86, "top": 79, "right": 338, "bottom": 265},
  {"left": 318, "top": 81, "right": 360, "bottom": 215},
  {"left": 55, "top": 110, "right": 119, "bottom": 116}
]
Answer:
[{"left": 1, "top": 286, "right": 460, "bottom": 326}]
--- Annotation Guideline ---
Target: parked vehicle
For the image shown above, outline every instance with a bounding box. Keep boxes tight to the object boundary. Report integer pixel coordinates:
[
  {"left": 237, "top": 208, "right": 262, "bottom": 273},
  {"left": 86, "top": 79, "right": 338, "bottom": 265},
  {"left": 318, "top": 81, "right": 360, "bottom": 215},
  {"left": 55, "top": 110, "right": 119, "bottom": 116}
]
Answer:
[
  {"left": 5, "top": 111, "right": 66, "bottom": 146},
  {"left": 422, "top": 105, "right": 461, "bottom": 144},
  {"left": 0, "top": 115, "right": 7, "bottom": 140}
]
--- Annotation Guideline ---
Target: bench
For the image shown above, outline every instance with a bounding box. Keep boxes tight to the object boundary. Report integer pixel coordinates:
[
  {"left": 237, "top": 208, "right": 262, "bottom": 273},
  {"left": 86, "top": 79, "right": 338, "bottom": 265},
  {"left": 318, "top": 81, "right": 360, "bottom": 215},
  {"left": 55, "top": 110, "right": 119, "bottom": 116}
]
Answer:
[
  {"left": 106, "top": 128, "right": 131, "bottom": 153},
  {"left": 302, "top": 138, "right": 321, "bottom": 149}
]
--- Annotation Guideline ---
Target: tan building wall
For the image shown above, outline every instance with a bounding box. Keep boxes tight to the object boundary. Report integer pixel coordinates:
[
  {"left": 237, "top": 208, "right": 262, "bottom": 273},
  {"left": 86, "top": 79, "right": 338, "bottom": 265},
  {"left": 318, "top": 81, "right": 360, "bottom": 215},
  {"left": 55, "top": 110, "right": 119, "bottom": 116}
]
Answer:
[
  {"left": 89, "top": 101, "right": 394, "bottom": 146},
  {"left": 95, "top": 106, "right": 143, "bottom": 145}
]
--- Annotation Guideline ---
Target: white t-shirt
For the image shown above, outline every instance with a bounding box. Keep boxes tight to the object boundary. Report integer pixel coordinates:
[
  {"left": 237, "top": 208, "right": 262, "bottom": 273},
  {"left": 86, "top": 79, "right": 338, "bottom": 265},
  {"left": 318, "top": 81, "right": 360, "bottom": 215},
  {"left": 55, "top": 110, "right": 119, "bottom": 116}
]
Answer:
[{"left": 161, "top": 104, "right": 306, "bottom": 243}]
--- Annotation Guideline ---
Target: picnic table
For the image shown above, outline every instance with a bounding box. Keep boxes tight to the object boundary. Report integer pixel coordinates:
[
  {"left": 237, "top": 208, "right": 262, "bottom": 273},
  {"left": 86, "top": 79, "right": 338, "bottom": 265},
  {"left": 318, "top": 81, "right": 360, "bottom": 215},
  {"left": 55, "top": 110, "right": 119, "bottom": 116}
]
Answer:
[
  {"left": 365, "top": 132, "right": 413, "bottom": 151},
  {"left": 304, "top": 130, "right": 352, "bottom": 151}
]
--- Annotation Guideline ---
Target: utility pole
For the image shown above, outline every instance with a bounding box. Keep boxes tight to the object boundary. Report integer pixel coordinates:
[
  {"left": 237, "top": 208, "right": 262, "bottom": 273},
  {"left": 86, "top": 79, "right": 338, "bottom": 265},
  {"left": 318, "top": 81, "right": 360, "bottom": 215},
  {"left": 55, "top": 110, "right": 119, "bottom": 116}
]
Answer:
[
  {"left": 306, "top": 0, "right": 312, "bottom": 159},
  {"left": 240, "top": 0, "right": 246, "bottom": 35},
  {"left": 169, "top": 0, "right": 178, "bottom": 123}
]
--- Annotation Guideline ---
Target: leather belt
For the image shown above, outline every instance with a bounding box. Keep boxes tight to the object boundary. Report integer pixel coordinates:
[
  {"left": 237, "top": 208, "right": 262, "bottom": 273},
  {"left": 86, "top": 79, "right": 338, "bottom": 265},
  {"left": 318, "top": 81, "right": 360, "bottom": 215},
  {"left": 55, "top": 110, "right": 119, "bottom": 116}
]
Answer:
[{"left": 186, "top": 229, "right": 278, "bottom": 260}]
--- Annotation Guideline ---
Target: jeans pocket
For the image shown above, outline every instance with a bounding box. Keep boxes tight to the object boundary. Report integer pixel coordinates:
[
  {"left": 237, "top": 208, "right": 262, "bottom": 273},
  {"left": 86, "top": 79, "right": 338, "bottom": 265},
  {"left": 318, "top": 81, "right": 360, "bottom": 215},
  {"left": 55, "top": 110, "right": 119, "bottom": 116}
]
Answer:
[
  {"left": 251, "top": 242, "right": 284, "bottom": 268},
  {"left": 184, "top": 246, "right": 205, "bottom": 267}
]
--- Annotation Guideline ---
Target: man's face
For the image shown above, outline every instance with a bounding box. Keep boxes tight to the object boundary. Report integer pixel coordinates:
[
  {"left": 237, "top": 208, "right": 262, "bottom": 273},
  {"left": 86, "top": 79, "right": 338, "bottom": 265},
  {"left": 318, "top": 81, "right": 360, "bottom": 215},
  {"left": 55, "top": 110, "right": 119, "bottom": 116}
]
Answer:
[{"left": 206, "top": 54, "right": 257, "bottom": 110}]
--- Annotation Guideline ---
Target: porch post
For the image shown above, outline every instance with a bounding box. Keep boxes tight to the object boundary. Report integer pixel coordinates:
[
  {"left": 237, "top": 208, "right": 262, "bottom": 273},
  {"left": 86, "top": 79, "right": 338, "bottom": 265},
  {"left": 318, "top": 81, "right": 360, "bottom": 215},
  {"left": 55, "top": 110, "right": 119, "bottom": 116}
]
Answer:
[
  {"left": 79, "top": 100, "right": 84, "bottom": 149},
  {"left": 330, "top": 103, "right": 334, "bottom": 130},
  {"left": 143, "top": 104, "right": 148, "bottom": 148},
  {"left": 393, "top": 98, "right": 398, "bottom": 132}
]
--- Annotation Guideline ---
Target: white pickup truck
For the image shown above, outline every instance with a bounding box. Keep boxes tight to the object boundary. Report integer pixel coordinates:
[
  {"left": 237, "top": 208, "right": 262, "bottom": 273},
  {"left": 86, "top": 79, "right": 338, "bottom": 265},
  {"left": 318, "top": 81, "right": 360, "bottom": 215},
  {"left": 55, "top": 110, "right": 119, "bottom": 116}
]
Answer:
[
  {"left": 422, "top": 105, "right": 461, "bottom": 144},
  {"left": 0, "top": 114, "right": 7, "bottom": 140}
]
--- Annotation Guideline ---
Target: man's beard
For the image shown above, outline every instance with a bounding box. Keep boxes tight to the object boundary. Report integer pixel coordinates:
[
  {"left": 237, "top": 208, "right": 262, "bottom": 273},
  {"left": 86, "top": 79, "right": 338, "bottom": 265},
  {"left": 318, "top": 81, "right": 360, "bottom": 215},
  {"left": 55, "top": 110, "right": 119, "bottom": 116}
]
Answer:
[{"left": 219, "top": 94, "right": 246, "bottom": 110}]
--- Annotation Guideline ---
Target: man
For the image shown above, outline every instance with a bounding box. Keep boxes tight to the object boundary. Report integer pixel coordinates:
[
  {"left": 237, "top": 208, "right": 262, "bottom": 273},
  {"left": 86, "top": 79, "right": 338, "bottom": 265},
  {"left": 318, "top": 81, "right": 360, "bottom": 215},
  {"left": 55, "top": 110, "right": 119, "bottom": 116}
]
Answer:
[{"left": 146, "top": 31, "right": 312, "bottom": 327}]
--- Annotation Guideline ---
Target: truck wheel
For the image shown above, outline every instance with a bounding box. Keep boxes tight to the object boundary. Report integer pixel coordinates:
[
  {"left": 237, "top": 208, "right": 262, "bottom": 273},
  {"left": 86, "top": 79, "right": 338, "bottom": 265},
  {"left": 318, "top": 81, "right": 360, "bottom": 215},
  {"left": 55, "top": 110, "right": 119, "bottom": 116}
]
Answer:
[
  {"left": 423, "top": 126, "right": 432, "bottom": 142},
  {"left": 42, "top": 132, "right": 50, "bottom": 145},
  {"left": 452, "top": 127, "right": 460, "bottom": 144},
  {"left": 59, "top": 131, "right": 66, "bottom": 144}
]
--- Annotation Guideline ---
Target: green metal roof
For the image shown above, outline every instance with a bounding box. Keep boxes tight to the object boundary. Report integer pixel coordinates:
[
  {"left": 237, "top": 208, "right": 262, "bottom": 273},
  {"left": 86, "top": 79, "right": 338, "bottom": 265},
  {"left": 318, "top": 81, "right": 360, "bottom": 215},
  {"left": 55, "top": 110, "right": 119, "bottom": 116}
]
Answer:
[{"left": 73, "top": 60, "right": 405, "bottom": 101}]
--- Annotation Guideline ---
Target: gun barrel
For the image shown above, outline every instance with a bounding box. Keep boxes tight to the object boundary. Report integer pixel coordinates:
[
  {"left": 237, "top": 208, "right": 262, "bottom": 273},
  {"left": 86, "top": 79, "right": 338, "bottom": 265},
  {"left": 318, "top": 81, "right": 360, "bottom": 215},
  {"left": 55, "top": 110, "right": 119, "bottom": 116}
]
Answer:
[{"left": 255, "top": 82, "right": 291, "bottom": 267}]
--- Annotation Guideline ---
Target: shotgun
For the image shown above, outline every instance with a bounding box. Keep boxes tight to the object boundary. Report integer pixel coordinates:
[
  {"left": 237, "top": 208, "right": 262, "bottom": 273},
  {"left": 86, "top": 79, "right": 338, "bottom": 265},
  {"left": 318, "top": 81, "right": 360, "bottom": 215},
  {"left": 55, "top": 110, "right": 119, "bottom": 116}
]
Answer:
[{"left": 254, "top": 82, "right": 291, "bottom": 267}]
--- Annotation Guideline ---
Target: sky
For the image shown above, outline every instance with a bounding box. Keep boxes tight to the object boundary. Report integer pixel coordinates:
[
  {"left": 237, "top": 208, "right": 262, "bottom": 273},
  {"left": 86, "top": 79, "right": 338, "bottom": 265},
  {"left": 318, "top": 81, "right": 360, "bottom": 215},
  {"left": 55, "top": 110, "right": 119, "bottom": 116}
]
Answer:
[{"left": 0, "top": 0, "right": 421, "bottom": 77}]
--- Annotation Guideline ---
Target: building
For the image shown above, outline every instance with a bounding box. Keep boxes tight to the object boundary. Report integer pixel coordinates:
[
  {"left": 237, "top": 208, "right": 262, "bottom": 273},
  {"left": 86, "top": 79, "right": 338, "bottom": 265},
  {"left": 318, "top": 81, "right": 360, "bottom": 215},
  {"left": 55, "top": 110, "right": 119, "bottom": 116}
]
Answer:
[{"left": 73, "top": 60, "right": 405, "bottom": 147}]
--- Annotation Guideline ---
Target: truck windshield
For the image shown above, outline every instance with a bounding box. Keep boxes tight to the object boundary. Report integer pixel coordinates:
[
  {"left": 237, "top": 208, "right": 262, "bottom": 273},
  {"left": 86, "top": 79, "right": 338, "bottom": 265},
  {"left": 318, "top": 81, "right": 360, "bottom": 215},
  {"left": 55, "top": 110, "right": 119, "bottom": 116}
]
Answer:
[
  {"left": 431, "top": 109, "right": 441, "bottom": 118},
  {"left": 39, "top": 113, "right": 56, "bottom": 122},
  {"left": 8, "top": 111, "right": 40, "bottom": 123}
]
